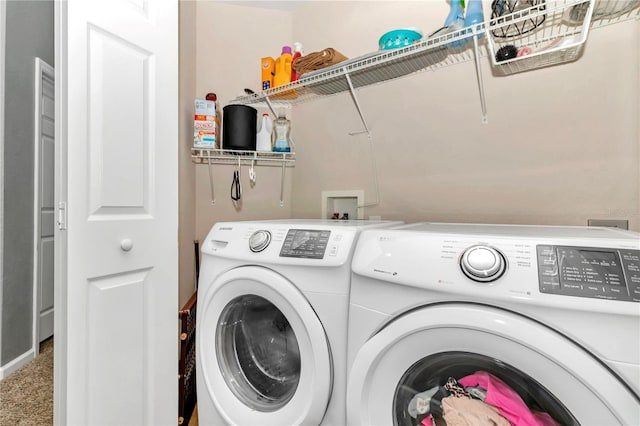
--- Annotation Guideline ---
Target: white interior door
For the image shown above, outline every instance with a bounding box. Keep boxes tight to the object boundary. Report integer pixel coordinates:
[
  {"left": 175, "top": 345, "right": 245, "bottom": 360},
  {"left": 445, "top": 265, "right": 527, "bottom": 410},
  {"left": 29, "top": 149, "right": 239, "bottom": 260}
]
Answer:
[
  {"left": 54, "top": 0, "right": 178, "bottom": 424},
  {"left": 34, "top": 58, "right": 55, "bottom": 347}
]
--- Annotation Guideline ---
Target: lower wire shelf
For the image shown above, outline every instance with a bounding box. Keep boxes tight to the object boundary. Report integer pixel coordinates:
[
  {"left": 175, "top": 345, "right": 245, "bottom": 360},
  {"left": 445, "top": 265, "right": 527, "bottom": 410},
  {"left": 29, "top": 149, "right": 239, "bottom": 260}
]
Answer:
[
  {"left": 191, "top": 147, "right": 295, "bottom": 165},
  {"left": 191, "top": 147, "right": 295, "bottom": 207}
]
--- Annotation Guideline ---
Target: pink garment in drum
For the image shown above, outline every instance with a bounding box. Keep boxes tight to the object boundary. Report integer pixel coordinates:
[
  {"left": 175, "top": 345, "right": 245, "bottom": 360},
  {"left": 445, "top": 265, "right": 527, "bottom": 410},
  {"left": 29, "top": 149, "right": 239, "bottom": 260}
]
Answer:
[{"left": 458, "top": 371, "right": 558, "bottom": 426}]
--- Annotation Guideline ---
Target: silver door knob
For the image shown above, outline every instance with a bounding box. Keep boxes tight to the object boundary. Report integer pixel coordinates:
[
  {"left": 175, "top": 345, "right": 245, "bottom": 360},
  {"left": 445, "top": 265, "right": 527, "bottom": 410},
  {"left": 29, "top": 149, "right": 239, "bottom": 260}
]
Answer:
[{"left": 120, "top": 238, "right": 133, "bottom": 252}]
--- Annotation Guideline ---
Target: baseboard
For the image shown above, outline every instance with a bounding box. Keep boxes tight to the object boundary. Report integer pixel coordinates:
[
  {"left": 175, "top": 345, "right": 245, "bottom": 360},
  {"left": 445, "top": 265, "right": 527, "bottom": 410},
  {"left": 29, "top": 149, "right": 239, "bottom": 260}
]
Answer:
[{"left": 0, "top": 348, "right": 35, "bottom": 380}]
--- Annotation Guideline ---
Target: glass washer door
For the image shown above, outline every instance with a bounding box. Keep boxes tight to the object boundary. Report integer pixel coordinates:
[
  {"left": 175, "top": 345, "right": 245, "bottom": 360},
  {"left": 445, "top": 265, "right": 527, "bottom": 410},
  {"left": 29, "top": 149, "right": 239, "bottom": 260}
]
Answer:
[
  {"left": 346, "top": 303, "right": 640, "bottom": 426},
  {"left": 199, "top": 266, "right": 332, "bottom": 426}
]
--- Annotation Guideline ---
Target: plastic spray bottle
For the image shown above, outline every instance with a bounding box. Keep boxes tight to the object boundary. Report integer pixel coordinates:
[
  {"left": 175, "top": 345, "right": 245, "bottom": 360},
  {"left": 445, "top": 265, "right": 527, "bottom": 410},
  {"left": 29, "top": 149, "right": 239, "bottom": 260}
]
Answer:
[
  {"left": 464, "top": 0, "right": 485, "bottom": 38},
  {"left": 290, "top": 42, "right": 304, "bottom": 82},
  {"left": 444, "top": 0, "right": 467, "bottom": 49}
]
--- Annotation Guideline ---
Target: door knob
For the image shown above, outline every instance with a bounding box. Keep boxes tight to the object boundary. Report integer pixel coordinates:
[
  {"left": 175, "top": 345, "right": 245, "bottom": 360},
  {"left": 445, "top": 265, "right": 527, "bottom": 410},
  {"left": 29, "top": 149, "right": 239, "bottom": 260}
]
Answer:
[{"left": 120, "top": 238, "right": 133, "bottom": 252}]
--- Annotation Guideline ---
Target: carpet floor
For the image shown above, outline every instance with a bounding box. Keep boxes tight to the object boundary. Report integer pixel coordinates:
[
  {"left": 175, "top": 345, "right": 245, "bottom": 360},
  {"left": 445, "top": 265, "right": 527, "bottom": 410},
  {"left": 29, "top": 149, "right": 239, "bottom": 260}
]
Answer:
[
  {"left": 0, "top": 340, "right": 198, "bottom": 425},
  {"left": 0, "top": 338, "right": 54, "bottom": 426}
]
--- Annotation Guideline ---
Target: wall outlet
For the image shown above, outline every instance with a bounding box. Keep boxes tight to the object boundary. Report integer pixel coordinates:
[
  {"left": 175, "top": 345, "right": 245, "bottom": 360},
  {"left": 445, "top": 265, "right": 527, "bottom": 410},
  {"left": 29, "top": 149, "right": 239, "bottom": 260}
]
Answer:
[{"left": 587, "top": 219, "right": 628, "bottom": 230}]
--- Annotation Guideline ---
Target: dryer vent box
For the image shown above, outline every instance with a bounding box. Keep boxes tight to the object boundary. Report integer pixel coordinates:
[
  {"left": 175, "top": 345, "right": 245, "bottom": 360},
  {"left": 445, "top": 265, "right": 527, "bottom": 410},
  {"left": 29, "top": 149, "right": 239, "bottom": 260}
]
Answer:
[{"left": 321, "top": 190, "right": 364, "bottom": 220}]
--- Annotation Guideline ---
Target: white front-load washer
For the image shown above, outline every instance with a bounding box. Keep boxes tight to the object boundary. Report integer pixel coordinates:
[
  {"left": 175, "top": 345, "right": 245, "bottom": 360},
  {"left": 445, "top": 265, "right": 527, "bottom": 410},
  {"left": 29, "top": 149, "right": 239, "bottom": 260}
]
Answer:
[
  {"left": 196, "top": 219, "right": 401, "bottom": 426},
  {"left": 346, "top": 223, "right": 640, "bottom": 426}
]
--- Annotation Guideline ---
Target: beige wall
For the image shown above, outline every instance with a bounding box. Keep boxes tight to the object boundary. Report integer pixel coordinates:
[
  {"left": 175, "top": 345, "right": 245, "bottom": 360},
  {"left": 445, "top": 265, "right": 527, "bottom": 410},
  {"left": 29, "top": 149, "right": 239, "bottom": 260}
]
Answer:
[
  {"left": 193, "top": 2, "right": 295, "bottom": 245},
  {"left": 288, "top": 1, "right": 640, "bottom": 231},
  {"left": 184, "top": 1, "right": 640, "bottom": 283}
]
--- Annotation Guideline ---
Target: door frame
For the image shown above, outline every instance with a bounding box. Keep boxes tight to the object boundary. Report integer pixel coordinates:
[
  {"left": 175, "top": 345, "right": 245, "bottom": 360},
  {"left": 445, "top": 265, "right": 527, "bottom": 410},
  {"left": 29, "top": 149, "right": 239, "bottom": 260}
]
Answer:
[
  {"left": 53, "top": 1, "right": 68, "bottom": 422},
  {"left": 0, "top": 0, "right": 6, "bottom": 365},
  {"left": 32, "top": 57, "right": 55, "bottom": 356}
]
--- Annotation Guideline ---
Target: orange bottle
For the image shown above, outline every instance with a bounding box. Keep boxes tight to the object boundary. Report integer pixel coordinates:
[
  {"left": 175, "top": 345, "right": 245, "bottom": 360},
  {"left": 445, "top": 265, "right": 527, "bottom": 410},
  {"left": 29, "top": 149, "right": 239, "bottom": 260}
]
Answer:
[{"left": 273, "top": 46, "right": 293, "bottom": 87}]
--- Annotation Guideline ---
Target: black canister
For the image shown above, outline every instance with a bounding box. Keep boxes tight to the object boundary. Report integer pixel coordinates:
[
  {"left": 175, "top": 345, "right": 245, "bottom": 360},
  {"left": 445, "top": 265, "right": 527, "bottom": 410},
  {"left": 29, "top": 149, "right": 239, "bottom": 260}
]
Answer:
[{"left": 222, "top": 104, "right": 257, "bottom": 151}]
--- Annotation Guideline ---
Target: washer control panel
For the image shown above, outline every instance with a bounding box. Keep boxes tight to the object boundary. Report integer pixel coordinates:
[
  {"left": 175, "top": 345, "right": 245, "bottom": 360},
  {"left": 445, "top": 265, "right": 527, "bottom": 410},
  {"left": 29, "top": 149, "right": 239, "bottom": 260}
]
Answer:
[
  {"left": 460, "top": 245, "right": 507, "bottom": 282},
  {"left": 279, "top": 229, "right": 332, "bottom": 259},
  {"left": 249, "top": 230, "right": 272, "bottom": 252},
  {"left": 537, "top": 245, "right": 640, "bottom": 302}
]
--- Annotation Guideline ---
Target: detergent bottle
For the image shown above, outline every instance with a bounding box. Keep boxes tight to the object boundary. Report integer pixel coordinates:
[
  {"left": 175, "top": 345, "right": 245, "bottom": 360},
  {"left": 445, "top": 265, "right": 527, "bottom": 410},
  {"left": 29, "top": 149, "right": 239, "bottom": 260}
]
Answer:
[
  {"left": 273, "top": 46, "right": 293, "bottom": 87},
  {"left": 256, "top": 113, "right": 273, "bottom": 152}
]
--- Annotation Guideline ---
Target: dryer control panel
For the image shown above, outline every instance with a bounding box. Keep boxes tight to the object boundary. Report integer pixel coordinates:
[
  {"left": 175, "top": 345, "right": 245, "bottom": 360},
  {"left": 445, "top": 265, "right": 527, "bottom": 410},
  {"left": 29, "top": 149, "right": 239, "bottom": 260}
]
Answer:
[
  {"left": 537, "top": 245, "right": 640, "bottom": 302},
  {"left": 280, "top": 229, "right": 332, "bottom": 259}
]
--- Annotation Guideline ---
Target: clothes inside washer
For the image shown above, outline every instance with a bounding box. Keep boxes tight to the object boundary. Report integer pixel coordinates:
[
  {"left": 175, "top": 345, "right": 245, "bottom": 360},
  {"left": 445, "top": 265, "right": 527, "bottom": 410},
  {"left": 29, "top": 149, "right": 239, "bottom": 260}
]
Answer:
[
  {"left": 441, "top": 396, "right": 511, "bottom": 426},
  {"left": 458, "top": 371, "right": 559, "bottom": 426},
  {"left": 418, "top": 373, "right": 560, "bottom": 426}
]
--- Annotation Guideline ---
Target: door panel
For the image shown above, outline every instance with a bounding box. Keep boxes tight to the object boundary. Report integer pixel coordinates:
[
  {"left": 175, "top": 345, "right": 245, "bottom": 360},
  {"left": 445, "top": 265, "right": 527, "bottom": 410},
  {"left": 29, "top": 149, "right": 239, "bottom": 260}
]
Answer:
[
  {"left": 36, "top": 58, "right": 55, "bottom": 344},
  {"left": 55, "top": 0, "right": 178, "bottom": 424},
  {"left": 87, "top": 269, "right": 150, "bottom": 425},
  {"left": 87, "top": 26, "right": 149, "bottom": 215}
]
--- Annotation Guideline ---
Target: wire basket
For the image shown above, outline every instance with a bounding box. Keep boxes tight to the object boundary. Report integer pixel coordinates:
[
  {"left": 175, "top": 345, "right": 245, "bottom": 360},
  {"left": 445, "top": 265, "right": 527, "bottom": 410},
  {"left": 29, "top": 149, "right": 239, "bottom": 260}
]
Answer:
[
  {"left": 487, "top": 0, "right": 594, "bottom": 75},
  {"left": 491, "top": 0, "right": 548, "bottom": 38}
]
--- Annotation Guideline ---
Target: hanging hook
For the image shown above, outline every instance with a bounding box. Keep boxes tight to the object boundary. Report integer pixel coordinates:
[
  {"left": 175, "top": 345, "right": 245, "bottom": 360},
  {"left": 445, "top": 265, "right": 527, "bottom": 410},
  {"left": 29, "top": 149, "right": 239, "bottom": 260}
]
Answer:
[{"left": 249, "top": 159, "right": 256, "bottom": 186}]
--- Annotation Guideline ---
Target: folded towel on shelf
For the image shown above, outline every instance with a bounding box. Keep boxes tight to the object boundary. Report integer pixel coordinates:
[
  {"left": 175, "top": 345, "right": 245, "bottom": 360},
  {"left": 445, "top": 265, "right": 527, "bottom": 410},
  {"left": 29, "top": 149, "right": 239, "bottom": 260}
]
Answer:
[{"left": 292, "top": 48, "right": 349, "bottom": 75}]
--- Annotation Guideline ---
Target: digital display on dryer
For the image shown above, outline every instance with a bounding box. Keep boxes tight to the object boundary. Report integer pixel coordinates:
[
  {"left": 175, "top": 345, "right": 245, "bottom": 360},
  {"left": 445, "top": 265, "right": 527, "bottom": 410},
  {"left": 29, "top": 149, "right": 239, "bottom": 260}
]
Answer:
[
  {"left": 557, "top": 248, "right": 624, "bottom": 287},
  {"left": 280, "top": 229, "right": 331, "bottom": 259}
]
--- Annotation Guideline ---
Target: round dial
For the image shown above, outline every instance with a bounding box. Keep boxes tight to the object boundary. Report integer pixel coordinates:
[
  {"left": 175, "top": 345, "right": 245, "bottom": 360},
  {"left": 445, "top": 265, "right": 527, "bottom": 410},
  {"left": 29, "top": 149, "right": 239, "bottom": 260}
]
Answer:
[
  {"left": 460, "top": 245, "right": 506, "bottom": 282},
  {"left": 249, "top": 230, "right": 272, "bottom": 253}
]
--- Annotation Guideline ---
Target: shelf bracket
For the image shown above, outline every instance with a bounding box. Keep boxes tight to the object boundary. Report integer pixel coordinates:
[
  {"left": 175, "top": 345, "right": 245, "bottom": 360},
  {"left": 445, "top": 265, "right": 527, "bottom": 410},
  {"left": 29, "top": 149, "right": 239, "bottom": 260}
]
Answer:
[
  {"left": 264, "top": 95, "right": 278, "bottom": 118},
  {"left": 340, "top": 68, "right": 380, "bottom": 209},
  {"left": 207, "top": 157, "right": 216, "bottom": 204},
  {"left": 471, "top": 32, "right": 489, "bottom": 124},
  {"left": 344, "top": 68, "right": 371, "bottom": 136},
  {"left": 279, "top": 159, "right": 286, "bottom": 207}
]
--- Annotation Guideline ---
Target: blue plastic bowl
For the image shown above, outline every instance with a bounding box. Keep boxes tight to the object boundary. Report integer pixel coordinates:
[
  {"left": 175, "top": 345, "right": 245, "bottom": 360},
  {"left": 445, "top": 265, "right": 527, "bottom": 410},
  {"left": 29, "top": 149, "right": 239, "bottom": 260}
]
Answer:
[{"left": 378, "top": 28, "right": 423, "bottom": 50}]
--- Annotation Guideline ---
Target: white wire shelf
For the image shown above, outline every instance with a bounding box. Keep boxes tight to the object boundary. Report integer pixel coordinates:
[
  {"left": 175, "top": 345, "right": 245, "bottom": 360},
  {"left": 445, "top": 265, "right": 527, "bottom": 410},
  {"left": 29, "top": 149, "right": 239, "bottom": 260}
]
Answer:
[
  {"left": 231, "top": 0, "right": 638, "bottom": 108},
  {"left": 231, "top": 25, "right": 485, "bottom": 108},
  {"left": 191, "top": 148, "right": 295, "bottom": 165}
]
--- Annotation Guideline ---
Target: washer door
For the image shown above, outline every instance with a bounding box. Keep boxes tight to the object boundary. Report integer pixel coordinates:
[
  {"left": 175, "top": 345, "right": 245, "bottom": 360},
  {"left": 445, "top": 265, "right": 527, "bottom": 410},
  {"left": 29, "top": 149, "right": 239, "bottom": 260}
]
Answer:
[
  {"left": 347, "top": 303, "right": 639, "bottom": 426},
  {"left": 199, "top": 266, "right": 332, "bottom": 425}
]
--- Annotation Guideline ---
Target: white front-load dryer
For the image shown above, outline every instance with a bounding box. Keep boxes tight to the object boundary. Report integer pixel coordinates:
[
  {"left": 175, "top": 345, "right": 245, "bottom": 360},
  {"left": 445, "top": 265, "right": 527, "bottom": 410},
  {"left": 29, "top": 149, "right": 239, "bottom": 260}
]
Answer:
[
  {"left": 196, "top": 219, "right": 401, "bottom": 426},
  {"left": 346, "top": 223, "right": 640, "bottom": 426}
]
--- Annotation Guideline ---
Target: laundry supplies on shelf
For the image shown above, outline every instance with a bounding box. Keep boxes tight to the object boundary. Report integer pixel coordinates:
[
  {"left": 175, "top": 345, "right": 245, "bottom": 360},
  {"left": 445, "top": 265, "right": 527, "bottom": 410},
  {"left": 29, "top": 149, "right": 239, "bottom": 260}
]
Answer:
[
  {"left": 256, "top": 113, "right": 273, "bottom": 152},
  {"left": 193, "top": 98, "right": 220, "bottom": 149},
  {"left": 271, "top": 114, "right": 291, "bottom": 153}
]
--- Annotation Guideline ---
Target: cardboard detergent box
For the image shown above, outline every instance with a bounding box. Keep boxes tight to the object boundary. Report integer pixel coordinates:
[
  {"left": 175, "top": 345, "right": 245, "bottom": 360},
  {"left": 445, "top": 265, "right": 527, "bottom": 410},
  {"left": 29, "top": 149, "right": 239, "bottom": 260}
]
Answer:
[{"left": 193, "top": 99, "right": 220, "bottom": 148}]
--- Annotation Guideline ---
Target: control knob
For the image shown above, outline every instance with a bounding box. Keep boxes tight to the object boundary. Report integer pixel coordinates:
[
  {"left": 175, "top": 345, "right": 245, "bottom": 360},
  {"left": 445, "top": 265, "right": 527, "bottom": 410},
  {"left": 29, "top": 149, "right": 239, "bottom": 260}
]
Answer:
[
  {"left": 249, "top": 230, "right": 271, "bottom": 252},
  {"left": 460, "top": 245, "right": 506, "bottom": 282}
]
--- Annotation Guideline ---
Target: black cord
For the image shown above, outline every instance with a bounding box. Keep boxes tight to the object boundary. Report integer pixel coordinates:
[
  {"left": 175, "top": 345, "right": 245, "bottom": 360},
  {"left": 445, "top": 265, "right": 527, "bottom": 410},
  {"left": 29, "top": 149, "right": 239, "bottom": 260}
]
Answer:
[{"left": 231, "top": 170, "right": 241, "bottom": 201}]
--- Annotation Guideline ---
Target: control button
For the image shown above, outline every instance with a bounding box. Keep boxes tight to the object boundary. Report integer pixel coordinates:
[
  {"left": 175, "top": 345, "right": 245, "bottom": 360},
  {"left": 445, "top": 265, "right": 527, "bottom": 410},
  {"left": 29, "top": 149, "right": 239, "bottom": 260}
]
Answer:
[
  {"left": 249, "top": 230, "right": 272, "bottom": 252},
  {"left": 328, "top": 244, "right": 339, "bottom": 256},
  {"left": 460, "top": 245, "right": 507, "bottom": 282}
]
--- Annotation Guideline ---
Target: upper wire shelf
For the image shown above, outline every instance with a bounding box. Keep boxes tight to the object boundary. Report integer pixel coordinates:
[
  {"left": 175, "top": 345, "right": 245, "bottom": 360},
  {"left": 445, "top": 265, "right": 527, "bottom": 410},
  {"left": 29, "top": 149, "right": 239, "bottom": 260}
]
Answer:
[{"left": 231, "top": 0, "right": 638, "bottom": 108}]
